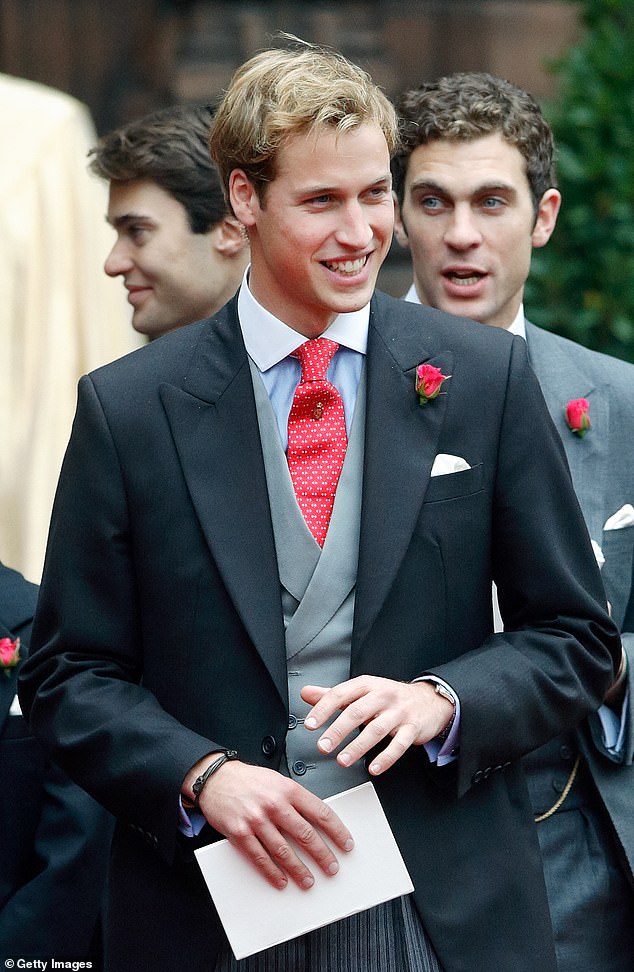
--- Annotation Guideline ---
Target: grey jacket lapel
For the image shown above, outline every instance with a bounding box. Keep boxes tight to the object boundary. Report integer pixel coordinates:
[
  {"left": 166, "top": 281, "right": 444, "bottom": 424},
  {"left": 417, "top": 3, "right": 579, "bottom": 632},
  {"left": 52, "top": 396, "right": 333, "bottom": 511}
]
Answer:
[{"left": 525, "top": 320, "right": 609, "bottom": 543}]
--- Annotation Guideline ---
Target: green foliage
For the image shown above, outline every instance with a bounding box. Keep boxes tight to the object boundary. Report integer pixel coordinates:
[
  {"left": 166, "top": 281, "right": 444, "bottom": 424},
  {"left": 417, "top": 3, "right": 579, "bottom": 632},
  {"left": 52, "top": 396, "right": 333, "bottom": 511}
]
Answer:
[{"left": 525, "top": 0, "right": 634, "bottom": 361}]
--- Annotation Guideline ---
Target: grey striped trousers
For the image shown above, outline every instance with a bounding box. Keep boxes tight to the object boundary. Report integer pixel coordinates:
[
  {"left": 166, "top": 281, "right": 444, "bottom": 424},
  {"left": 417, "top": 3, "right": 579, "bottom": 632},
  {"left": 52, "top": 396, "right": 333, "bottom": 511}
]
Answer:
[{"left": 214, "top": 895, "right": 443, "bottom": 972}]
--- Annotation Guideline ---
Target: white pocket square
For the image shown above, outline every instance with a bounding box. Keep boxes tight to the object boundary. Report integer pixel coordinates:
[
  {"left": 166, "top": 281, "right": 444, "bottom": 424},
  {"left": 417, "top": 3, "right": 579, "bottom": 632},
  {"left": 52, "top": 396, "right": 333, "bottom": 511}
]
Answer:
[
  {"left": 431, "top": 454, "right": 471, "bottom": 477},
  {"left": 604, "top": 504, "right": 634, "bottom": 531}
]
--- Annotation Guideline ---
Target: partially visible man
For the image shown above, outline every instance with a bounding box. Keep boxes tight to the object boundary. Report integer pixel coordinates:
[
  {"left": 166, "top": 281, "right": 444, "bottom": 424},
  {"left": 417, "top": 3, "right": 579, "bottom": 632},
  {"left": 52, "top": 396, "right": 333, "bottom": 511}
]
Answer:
[
  {"left": 392, "top": 71, "right": 634, "bottom": 971},
  {"left": 0, "top": 560, "right": 112, "bottom": 963},
  {"left": 89, "top": 104, "right": 249, "bottom": 339}
]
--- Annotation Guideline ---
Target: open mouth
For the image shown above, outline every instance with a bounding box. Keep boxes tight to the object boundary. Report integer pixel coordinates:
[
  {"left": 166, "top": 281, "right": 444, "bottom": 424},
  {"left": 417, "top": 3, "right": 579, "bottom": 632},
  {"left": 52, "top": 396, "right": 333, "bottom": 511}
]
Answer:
[
  {"left": 444, "top": 270, "right": 485, "bottom": 286},
  {"left": 322, "top": 255, "right": 369, "bottom": 275}
]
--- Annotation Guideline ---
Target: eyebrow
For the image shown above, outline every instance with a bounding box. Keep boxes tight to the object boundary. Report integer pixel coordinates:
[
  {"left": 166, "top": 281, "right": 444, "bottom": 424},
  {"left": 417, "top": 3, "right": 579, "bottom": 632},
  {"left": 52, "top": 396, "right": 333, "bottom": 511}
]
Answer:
[
  {"left": 107, "top": 212, "right": 154, "bottom": 229},
  {"left": 299, "top": 174, "right": 392, "bottom": 196},
  {"left": 409, "top": 178, "right": 517, "bottom": 197}
]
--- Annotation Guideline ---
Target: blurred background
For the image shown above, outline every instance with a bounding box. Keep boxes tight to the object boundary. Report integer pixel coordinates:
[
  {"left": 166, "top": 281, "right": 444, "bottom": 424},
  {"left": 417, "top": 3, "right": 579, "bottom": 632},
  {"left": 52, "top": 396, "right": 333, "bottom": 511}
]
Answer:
[
  {"left": 2, "top": 0, "right": 633, "bottom": 360},
  {"left": 3, "top": 0, "right": 632, "bottom": 361}
]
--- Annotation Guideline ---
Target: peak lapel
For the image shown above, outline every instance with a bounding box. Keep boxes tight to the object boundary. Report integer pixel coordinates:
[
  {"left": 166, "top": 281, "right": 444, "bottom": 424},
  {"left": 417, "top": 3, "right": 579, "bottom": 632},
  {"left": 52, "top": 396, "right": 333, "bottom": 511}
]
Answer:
[
  {"left": 526, "top": 322, "right": 608, "bottom": 541},
  {"left": 353, "top": 297, "right": 453, "bottom": 654},
  {"left": 159, "top": 306, "right": 287, "bottom": 703}
]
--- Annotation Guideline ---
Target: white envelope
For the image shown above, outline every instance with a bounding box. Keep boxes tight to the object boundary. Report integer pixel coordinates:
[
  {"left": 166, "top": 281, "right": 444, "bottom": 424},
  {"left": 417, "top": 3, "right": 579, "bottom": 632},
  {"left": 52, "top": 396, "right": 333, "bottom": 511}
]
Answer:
[
  {"left": 194, "top": 782, "right": 413, "bottom": 960},
  {"left": 431, "top": 453, "right": 471, "bottom": 477},
  {"left": 604, "top": 504, "right": 634, "bottom": 530}
]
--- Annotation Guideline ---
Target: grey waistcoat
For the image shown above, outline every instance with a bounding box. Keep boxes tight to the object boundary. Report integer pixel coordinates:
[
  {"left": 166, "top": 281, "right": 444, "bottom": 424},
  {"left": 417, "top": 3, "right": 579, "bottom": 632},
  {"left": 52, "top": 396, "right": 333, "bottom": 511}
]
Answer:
[{"left": 249, "top": 358, "right": 369, "bottom": 799}]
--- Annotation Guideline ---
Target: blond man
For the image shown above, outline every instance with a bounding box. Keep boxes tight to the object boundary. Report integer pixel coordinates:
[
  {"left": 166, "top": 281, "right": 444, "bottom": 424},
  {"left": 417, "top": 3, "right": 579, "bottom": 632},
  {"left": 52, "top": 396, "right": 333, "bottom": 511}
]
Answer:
[{"left": 21, "top": 44, "right": 619, "bottom": 972}]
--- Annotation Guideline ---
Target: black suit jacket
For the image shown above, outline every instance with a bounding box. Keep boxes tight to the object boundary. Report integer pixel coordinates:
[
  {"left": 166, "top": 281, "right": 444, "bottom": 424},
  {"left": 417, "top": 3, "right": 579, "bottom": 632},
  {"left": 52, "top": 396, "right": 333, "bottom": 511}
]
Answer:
[
  {"left": 19, "top": 292, "right": 620, "bottom": 972},
  {"left": 0, "top": 562, "right": 113, "bottom": 960}
]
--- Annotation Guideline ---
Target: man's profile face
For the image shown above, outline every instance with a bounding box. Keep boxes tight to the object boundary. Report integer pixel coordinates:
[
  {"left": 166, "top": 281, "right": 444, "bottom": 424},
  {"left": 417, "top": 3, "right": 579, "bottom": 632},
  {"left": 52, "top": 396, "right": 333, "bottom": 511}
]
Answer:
[
  {"left": 395, "top": 132, "right": 558, "bottom": 329},
  {"left": 230, "top": 122, "right": 394, "bottom": 337},
  {"left": 105, "top": 179, "right": 228, "bottom": 339}
]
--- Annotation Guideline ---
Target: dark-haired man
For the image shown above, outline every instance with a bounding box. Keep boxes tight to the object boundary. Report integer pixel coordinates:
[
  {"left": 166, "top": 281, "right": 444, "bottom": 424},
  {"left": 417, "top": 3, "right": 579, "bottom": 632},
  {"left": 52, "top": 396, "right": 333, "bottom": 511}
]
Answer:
[
  {"left": 90, "top": 104, "right": 249, "bottom": 339},
  {"left": 393, "top": 71, "right": 634, "bottom": 971}
]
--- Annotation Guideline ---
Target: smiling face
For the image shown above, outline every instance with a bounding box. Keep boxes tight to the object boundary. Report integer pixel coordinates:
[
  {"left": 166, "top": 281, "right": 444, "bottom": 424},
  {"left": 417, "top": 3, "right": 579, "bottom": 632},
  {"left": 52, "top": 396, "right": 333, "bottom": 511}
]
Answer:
[
  {"left": 105, "top": 179, "right": 242, "bottom": 339},
  {"left": 229, "top": 123, "right": 394, "bottom": 337},
  {"left": 394, "top": 132, "right": 560, "bottom": 328}
]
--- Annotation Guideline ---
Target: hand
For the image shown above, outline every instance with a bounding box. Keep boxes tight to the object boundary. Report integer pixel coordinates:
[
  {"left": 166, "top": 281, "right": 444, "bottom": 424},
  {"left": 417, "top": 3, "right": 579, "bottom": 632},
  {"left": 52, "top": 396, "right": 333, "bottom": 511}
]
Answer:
[
  {"left": 195, "top": 760, "right": 354, "bottom": 891},
  {"left": 301, "top": 676, "right": 454, "bottom": 776}
]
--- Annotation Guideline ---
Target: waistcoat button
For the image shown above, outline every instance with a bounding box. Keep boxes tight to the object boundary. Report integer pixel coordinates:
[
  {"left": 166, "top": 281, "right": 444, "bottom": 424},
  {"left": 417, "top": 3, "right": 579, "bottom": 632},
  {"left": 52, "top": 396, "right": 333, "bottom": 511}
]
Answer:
[
  {"left": 261, "top": 735, "right": 276, "bottom": 757},
  {"left": 292, "top": 760, "right": 307, "bottom": 776}
]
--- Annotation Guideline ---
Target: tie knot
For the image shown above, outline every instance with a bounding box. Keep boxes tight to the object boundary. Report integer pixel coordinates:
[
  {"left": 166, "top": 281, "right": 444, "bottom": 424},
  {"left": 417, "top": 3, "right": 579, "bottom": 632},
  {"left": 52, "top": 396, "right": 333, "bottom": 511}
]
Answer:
[{"left": 294, "top": 338, "right": 339, "bottom": 382}]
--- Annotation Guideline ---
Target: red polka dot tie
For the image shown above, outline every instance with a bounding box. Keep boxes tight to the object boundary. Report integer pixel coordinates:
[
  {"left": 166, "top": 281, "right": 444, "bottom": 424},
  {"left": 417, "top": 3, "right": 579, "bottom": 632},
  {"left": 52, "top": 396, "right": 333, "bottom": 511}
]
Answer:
[{"left": 287, "top": 338, "right": 348, "bottom": 547}]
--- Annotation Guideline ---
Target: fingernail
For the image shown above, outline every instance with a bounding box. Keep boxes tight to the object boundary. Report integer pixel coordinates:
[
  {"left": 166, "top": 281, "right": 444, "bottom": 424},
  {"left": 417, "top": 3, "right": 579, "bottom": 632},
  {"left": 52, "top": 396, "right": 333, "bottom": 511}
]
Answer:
[
  {"left": 328, "top": 861, "right": 339, "bottom": 875},
  {"left": 319, "top": 737, "right": 333, "bottom": 753},
  {"left": 344, "top": 838, "right": 355, "bottom": 852},
  {"left": 301, "top": 875, "right": 315, "bottom": 890},
  {"left": 305, "top": 717, "right": 317, "bottom": 729},
  {"left": 369, "top": 761, "right": 381, "bottom": 774},
  {"left": 338, "top": 752, "right": 351, "bottom": 766}
]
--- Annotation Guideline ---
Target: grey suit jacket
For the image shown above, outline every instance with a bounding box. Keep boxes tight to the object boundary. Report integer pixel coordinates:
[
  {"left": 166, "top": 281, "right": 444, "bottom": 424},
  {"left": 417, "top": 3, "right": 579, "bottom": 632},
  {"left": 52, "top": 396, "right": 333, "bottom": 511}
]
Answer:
[{"left": 526, "top": 320, "right": 634, "bottom": 877}]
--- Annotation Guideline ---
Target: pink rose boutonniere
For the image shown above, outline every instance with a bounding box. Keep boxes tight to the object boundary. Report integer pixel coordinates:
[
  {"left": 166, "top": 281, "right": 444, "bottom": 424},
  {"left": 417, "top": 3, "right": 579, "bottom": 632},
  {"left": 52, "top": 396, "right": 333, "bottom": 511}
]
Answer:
[
  {"left": 565, "top": 398, "right": 591, "bottom": 437},
  {"left": 416, "top": 363, "right": 451, "bottom": 406},
  {"left": 0, "top": 636, "right": 20, "bottom": 677}
]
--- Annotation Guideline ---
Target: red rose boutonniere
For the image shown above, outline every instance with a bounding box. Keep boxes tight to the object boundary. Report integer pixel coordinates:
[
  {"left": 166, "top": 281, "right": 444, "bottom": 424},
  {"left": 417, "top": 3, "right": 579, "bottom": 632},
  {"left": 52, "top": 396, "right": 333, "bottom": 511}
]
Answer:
[
  {"left": 565, "top": 398, "right": 591, "bottom": 437},
  {"left": 0, "top": 636, "right": 20, "bottom": 677},
  {"left": 416, "top": 363, "right": 451, "bottom": 406}
]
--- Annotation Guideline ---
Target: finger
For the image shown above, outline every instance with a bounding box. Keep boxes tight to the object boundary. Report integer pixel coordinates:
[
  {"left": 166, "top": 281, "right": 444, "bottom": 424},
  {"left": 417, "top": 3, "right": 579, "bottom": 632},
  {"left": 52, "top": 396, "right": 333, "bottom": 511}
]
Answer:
[
  {"left": 258, "top": 818, "right": 322, "bottom": 890},
  {"left": 300, "top": 684, "right": 330, "bottom": 708},
  {"left": 332, "top": 709, "right": 401, "bottom": 766},
  {"left": 313, "top": 693, "right": 381, "bottom": 756},
  {"left": 261, "top": 803, "right": 349, "bottom": 889},
  {"left": 227, "top": 831, "right": 290, "bottom": 890},
  {"left": 303, "top": 677, "right": 371, "bottom": 730},
  {"left": 366, "top": 728, "right": 417, "bottom": 775},
  {"left": 294, "top": 791, "right": 356, "bottom": 859}
]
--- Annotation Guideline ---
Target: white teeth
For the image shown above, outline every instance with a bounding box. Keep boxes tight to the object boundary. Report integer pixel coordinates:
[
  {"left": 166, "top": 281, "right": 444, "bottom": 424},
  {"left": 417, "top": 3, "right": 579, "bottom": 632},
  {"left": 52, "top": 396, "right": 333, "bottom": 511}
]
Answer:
[
  {"left": 449, "top": 273, "right": 481, "bottom": 286},
  {"left": 324, "top": 257, "right": 366, "bottom": 274}
]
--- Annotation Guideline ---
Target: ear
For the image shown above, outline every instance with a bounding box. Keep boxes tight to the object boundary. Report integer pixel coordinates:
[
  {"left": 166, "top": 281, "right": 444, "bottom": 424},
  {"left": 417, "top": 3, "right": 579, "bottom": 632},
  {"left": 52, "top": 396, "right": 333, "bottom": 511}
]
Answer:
[
  {"left": 212, "top": 216, "right": 249, "bottom": 257},
  {"left": 393, "top": 194, "right": 410, "bottom": 250},
  {"left": 531, "top": 188, "right": 561, "bottom": 249},
  {"left": 229, "top": 169, "right": 259, "bottom": 227}
]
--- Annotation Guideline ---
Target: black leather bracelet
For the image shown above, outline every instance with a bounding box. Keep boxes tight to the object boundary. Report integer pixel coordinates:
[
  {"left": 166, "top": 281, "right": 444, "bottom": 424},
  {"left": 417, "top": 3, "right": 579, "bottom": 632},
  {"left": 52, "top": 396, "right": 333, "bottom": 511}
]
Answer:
[{"left": 192, "top": 749, "right": 239, "bottom": 807}]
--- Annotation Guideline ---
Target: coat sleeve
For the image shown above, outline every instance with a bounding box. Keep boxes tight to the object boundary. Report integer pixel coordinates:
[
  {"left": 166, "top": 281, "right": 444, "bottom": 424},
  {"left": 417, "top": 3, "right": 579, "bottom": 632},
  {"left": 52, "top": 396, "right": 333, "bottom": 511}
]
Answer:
[
  {"left": 427, "top": 337, "right": 621, "bottom": 797},
  {"left": 18, "top": 375, "right": 223, "bottom": 864}
]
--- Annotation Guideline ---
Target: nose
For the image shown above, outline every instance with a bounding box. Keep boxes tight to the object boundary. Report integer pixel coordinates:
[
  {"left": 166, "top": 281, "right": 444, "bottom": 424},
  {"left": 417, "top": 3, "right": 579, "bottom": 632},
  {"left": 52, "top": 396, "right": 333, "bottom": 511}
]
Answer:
[
  {"left": 104, "top": 239, "right": 134, "bottom": 277},
  {"left": 443, "top": 204, "right": 482, "bottom": 250},
  {"left": 335, "top": 201, "right": 374, "bottom": 249}
]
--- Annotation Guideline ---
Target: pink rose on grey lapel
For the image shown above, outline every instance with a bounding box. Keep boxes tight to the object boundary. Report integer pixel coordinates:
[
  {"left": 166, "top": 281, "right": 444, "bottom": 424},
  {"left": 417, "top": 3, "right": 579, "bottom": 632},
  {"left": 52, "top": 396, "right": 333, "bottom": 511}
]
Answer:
[
  {"left": 415, "top": 363, "right": 451, "bottom": 406},
  {"left": 565, "top": 398, "right": 591, "bottom": 437},
  {"left": 0, "top": 636, "right": 20, "bottom": 677}
]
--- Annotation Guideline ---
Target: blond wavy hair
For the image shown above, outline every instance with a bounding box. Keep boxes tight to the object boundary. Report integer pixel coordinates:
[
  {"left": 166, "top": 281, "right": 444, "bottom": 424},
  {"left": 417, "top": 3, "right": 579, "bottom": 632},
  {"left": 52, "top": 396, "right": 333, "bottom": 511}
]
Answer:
[{"left": 209, "top": 37, "right": 400, "bottom": 209}]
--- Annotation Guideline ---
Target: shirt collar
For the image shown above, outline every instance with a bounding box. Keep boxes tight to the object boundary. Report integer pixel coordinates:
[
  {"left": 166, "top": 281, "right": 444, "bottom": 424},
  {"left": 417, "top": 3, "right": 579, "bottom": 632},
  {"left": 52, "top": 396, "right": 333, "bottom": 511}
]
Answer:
[
  {"left": 405, "top": 279, "right": 526, "bottom": 339},
  {"left": 403, "top": 282, "right": 419, "bottom": 304},
  {"left": 508, "top": 304, "right": 526, "bottom": 339},
  {"left": 237, "top": 266, "right": 369, "bottom": 373}
]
